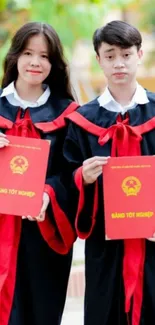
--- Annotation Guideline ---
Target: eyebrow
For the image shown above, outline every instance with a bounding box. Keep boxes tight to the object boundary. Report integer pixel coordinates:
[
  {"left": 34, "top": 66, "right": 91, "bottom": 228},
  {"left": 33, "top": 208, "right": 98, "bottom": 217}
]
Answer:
[
  {"left": 40, "top": 51, "right": 48, "bottom": 54},
  {"left": 104, "top": 48, "right": 115, "bottom": 53},
  {"left": 24, "top": 48, "right": 48, "bottom": 54}
]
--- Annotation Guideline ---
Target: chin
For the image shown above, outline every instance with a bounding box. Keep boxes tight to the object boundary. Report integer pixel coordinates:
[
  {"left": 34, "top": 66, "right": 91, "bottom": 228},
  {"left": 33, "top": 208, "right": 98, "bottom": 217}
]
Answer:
[
  {"left": 114, "top": 79, "right": 128, "bottom": 85},
  {"left": 27, "top": 79, "right": 43, "bottom": 86}
]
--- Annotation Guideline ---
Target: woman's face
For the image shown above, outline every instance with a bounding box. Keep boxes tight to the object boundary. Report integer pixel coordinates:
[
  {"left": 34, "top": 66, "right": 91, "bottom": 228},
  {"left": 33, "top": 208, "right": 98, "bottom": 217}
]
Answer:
[{"left": 17, "top": 34, "right": 52, "bottom": 86}]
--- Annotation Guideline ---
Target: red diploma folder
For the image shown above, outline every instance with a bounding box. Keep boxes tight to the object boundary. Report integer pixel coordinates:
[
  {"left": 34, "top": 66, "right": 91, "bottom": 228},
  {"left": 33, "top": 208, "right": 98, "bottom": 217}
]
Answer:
[
  {"left": 0, "top": 135, "right": 50, "bottom": 216},
  {"left": 103, "top": 156, "right": 155, "bottom": 239}
]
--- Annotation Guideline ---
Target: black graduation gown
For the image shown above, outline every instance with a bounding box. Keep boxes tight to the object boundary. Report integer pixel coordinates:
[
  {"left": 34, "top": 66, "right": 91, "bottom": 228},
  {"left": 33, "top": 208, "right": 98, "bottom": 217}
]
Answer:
[
  {"left": 0, "top": 94, "right": 78, "bottom": 325},
  {"left": 63, "top": 90, "right": 155, "bottom": 325}
]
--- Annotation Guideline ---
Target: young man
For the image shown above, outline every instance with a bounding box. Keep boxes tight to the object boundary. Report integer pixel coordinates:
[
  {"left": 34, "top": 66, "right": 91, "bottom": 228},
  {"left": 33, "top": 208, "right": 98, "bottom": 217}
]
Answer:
[{"left": 63, "top": 21, "right": 155, "bottom": 325}]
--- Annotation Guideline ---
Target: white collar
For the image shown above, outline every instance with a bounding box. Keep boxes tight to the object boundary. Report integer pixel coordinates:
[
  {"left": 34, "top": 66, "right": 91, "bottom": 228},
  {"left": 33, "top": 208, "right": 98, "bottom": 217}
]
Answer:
[
  {"left": 98, "top": 83, "right": 149, "bottom": 112},
  {"left": 0, "top": 81, "right": 51, "bottom": 108}
]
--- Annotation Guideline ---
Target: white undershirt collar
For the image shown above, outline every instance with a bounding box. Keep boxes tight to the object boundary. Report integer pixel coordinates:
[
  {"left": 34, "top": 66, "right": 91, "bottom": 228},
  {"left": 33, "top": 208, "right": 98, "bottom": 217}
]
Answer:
[
  {"left": 0, "top": 81, "right": 51, "bottom": 109},
  {"left": 98, "top": 83, "right": 149, "bottom": 113}
]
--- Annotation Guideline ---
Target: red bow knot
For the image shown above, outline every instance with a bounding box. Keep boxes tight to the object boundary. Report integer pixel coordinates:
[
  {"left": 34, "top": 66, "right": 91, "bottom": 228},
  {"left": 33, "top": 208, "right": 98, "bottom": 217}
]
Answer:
[{"left": 98, "top": 117, "right": 142, "bottom": 157}]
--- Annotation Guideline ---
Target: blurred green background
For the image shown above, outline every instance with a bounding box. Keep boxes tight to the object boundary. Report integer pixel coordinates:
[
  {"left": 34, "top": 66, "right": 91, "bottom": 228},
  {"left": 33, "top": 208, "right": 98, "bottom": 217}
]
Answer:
[{"left": 0, "top": 0, "right": 154, "bottom": 102}]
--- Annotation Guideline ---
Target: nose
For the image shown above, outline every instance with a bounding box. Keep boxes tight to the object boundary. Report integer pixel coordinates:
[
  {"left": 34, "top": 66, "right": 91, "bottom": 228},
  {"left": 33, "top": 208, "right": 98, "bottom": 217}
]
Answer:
[
  {"left": 113, "top": 59, "right": 125, "bottom": 69},
  {"left": 30, "top": 55, "right": 40, "bottom": 66}
]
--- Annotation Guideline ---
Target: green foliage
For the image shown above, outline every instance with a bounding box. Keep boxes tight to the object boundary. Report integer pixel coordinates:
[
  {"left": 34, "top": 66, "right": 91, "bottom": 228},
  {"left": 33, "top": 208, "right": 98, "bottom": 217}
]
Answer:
[
  {"left": 30, "top": 0, "right": 134, "bottom": 51},
  {"left": 140, "top": 1, "right": 155, "bottom": 32},
  {"left": 0, "top": 0, "right": 7, "bottom": 12},
  {"left": 0, "top": 0, "right": 135, "bottom": 79},
  {"left": 30, "top": 0, "right": 106, "bottom": 49},
  {"left": 0, "top": 38, "right": 11, "bottom": 79}
]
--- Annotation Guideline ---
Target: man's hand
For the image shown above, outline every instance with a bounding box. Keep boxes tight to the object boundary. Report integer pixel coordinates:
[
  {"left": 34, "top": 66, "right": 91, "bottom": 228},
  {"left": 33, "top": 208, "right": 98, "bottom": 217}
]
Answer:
[
  {"left": 82, "top": 156, "right": 110, "bottom": 185},
  {"left": 22, "top": 192, "right": 50, "bottom": 222}
]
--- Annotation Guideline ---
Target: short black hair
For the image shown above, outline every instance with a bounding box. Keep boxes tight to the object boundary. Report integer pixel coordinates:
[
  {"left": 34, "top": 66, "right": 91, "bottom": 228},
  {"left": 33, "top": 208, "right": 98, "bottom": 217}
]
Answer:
[{"left": 93, "top": 20, "right": 142, "bottom": 55}]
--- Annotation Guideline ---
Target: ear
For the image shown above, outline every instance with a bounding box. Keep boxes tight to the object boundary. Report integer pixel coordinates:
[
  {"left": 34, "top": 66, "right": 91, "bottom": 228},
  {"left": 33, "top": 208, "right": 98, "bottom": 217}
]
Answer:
[
  {"left": 138, "top": 48, "right": 143, "bottom": 60},
  {"left": 96, "top": 54, "right": 102, "bottom": 68}
]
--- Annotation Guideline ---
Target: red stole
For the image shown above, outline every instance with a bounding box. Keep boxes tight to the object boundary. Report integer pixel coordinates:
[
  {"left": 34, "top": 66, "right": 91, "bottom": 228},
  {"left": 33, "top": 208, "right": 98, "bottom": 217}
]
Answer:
[
  {"left": 0, "top": 110, "right": 41, "bottom": 325},
  {"left": 99, "top": 114, "right": 145, "bottom": 325}
]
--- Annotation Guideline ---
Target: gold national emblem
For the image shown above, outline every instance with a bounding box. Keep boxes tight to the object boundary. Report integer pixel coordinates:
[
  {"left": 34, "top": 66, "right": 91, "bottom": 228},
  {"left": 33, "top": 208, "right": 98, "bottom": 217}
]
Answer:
[
  {"left": 122, "top": 176, "right": 141, "bottom": 196},
  {"left": 10, "top": 155, "right": 29, "bottom": 174}
]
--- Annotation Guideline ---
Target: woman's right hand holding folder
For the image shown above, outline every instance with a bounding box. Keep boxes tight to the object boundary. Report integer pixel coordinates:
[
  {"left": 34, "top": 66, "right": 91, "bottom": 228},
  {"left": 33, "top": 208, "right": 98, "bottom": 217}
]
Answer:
[{"left": 0, "top": 132, "right": 9, "bottom": 148}]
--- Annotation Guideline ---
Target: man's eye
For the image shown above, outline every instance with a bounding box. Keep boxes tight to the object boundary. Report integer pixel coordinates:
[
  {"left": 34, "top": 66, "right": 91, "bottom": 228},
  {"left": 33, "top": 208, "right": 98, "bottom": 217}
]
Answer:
[{"left": 106, "top": 56, "right": 113, "bottom": 60}]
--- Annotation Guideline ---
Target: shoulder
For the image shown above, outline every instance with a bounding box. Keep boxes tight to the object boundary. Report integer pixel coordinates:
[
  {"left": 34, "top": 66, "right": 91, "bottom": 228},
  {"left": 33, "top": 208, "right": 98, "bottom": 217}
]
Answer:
[
  {"left": 49, "top": 96, "right": 72, "bottom": 110},
  {"left": 49, "top": 96, "right": 79, "bottom": 115},
  {"left": 146, "top": 90, "right": 155, "bottom": 103},
  {"left": 76, "top": 98, "right": 99, "bottom": 118},
  {"left": 66, "top": 97, "right": 102, "bottom": 137}
]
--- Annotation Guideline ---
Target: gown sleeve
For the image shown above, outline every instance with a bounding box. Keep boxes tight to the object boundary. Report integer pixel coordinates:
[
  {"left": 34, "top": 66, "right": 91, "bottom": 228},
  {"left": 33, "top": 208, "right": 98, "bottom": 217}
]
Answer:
[
  {"left": 38, "top": 175, "right": 76, "bottom": 255},
  {"left": 37, "top": 127, "right": 77, "bottom": 255},
  {"left": 62, "top": 122, "right": 99, "bottom": 239}
]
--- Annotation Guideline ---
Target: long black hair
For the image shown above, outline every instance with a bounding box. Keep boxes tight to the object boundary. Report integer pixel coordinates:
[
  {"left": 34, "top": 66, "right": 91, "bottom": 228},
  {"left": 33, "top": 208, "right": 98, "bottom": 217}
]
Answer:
[{"left": 2, "top": 22, "right": 74, "bottom": 100}]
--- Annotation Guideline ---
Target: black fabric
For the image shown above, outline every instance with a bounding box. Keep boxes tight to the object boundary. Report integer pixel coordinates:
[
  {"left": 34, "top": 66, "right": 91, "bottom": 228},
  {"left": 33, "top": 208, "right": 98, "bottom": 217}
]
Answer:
[
  {"left": 9, "top": 222, "right": 72, "bottom": 325},
  {"left": 0, "top": 94, "right": 72, "bottom": 123}
]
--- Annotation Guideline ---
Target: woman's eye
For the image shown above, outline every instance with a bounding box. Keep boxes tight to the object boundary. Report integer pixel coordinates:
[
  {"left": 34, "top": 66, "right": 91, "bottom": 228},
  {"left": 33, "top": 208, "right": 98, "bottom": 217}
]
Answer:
[
  {"left": 41, "top": 55, "right": 48, "bottom": 59},
  {"left": 24, "top": 51, "right": 31, "bottom": 55}
]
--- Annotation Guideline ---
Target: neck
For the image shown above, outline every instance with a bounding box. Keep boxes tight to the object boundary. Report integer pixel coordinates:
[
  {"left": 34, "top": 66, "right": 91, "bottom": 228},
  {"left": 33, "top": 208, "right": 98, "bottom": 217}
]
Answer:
[
  {"left": 108, "top": 82, "right": 137, "bottom": 107},
  {"left": 15, "top": 79, "right": 44, "bottom": 102}
]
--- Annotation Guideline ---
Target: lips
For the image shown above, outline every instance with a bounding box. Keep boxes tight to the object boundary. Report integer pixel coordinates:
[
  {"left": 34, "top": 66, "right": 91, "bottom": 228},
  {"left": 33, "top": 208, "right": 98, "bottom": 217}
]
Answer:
[
  {"left": 27, "top": 70, "right": 42, "bottom": 74},
  {"left": 113, "top": 72, "right": 126, "bottom": 76}
]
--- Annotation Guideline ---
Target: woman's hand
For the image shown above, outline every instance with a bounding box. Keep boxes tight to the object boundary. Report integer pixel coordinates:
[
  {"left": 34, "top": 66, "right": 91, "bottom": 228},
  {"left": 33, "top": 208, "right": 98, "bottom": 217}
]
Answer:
[
  {"left": 105, "top": 235, "right": 111, "bottom": 240},
  {"left": 82, "top": 156, "right": 110, "bottom": 185},
  {"left": 147, "top": 233, "right": 155, "bottom": 242},
  {"left": 0, "top": 132, "right": 9, "bottom": 148},
  {"left": 22, "top": 192, "right": 50, "bottom": 222}
]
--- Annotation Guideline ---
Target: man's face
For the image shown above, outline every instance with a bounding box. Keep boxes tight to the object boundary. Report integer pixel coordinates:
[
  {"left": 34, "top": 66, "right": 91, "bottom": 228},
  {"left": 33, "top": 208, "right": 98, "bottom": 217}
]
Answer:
[{"left": 96, "top": 43, "right": 143, "bottom": 86}]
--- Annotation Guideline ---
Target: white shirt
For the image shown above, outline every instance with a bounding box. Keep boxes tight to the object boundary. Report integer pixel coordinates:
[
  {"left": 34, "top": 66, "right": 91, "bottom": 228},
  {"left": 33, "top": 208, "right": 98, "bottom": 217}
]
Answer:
[
  {"left": 98, "top": 83, "right": 149, "bottom": 113},
  {"left": 0, "top": 81, "right": 51, "bottom": 109}
]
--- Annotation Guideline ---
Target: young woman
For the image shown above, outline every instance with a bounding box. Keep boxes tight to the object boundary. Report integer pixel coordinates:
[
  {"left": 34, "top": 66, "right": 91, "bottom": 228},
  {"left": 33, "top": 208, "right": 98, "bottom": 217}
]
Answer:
[{"left": 0, "top": 22, "right": 78, "bottom": 325}]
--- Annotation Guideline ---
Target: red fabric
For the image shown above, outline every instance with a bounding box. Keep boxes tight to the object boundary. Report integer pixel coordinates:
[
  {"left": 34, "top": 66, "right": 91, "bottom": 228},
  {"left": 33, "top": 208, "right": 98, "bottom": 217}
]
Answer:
[
  {"left": 42, "top": 184, "right": 76, "bottom": 254},
  {"left": 0, "top": 110, "right": 40, "bottom": 325},
  {"left": 98, "top": 115, "right": 142, "bottom": 156},
  {"left": 97, "top": 115, "right": 146, "bottom": 325},
  {"left": 0, "top": 116, "right": 13, "bottom": 129},
  {"left": 35, "top": 102, "right": 79, "bottom": 132},
  {"left": 74, "top": 166, "right": 98, "bottom": 239},
  {"left": 67, "top": 110, "right": 155, "bottom": 146},
  {"left": 67, "top": 111, "right": 155, "bottom": 325},
  {"left": 0, "top": 104, "right": 77, "bottom": 325},
  {"left": 0, "top": 216, "right": 21, "bottom": 325}
]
